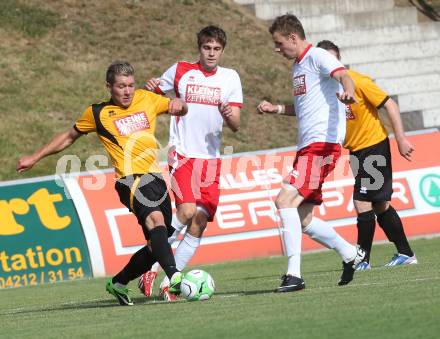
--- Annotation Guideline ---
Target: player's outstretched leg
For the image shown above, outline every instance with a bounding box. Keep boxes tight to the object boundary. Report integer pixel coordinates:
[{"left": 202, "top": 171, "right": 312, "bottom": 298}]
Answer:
[
  {"left": 338, "top": 246, "right": 366, "bottom": 286},
  {"left": 149, "top": 226, "right": 183, "bottom": 300},
  {"left": 301, "top": 217, "right": 366, "bottom": 285},
  {"left": 139, "top": 214, "right": 187, "bottom": 298},
  {"left": 159, "top": 232, "right": 201, "bottom": 300}
]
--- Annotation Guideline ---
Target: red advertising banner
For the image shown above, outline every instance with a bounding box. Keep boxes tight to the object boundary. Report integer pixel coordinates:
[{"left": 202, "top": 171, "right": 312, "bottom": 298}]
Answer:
[{"left": 68, "top": 131, "right": 440, "bottom": 276}]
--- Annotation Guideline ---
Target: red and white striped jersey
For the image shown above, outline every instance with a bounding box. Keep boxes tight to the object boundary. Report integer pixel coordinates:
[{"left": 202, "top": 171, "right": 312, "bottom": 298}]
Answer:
[{"left": 157, "top": 61, "right": 243, "bottom": 159}]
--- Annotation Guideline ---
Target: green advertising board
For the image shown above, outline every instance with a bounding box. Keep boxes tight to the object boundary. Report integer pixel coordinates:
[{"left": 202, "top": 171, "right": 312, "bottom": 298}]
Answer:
[{"left": 0, "top": 178, "right": 92, "bottom": 289}]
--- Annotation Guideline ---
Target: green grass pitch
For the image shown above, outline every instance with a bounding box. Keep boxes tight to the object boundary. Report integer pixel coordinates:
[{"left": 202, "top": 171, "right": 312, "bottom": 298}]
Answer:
[{"left": 1, "top": 237, "right": 439, "bottom": 339}]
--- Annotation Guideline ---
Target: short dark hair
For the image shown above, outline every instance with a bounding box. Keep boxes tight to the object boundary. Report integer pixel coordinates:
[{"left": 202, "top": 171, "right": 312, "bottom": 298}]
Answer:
[
  {"left": 269, "top": 14, "right": 306, "bottom": 40},
  {"left": 106, "top": 61, "right": 134, "bottom": 84},
  {"left": 197, "top": 25, "right": 227, "bottom": 49},
  {"left": 316, "top": 40, "right": 341, "bottom": 59}
]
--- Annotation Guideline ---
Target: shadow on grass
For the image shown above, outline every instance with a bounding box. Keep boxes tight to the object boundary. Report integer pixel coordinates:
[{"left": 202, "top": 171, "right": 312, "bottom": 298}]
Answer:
[
  {"left": 214, "top": 288, "right": 275, "bottom": 297},
  {"left": 228, "top": 267, "right": 342, "bottom": 282},
  {"left": 2, "top": 289, "right": 282, "bottom": 316},
  {"left": 0, "top": 296, "right": 184, "bottom": 315}
]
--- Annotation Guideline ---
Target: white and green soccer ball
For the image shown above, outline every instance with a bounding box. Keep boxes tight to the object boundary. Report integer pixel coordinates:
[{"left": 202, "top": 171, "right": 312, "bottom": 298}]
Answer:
[{"left": 180, "top": 269, "right": 215, "bottom": 301}]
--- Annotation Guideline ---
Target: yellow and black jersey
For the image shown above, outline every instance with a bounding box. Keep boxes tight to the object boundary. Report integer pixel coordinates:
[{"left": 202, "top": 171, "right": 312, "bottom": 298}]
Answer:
[
  {"left": 74, "top": 89, "right": 170, "bottom": 177},
  {"left": 344, "top": 70, "right": 389, "bottom": 152}
]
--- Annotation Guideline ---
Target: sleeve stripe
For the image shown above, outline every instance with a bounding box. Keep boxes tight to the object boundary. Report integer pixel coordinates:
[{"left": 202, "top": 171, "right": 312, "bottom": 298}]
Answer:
[
  {"left": 330, "top": 67, "right": 346, "bottom": 77},
  {"left": 174, "top": 62, "right": 198, "bottom": 98},
  {"left": 92, "top": 103, "right": 122, "bottom": 150},
  {"left": 377, "top": 96, "right": 390, "bottom": 109},
  {"left": 229, "top": 102, "right": 243, "bottom": 108},
  {"left": 73, "top": 124, "right": 87, "bottom": 134}
]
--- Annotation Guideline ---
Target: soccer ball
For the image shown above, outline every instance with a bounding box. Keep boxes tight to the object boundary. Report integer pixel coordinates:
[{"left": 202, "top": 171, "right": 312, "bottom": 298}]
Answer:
[{"left": 180, "top": 269, "right": 215, "bottom": 301}]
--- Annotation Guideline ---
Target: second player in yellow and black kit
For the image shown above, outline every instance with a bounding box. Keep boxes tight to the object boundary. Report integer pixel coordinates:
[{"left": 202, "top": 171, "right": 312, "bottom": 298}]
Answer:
[
  {"left": 345, "top": 69, "right": 392, "bottom": 203},
  {"left": 17, "top": 61, "right": 188, "bottom": 305},
  {"left": 317, "top": 41, "right": 416, "bottom": 269}
]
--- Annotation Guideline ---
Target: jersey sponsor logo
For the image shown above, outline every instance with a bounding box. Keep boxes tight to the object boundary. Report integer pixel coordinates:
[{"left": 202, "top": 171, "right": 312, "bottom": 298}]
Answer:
[
  {"left": 345, "top": 105, "right": 355, "bottom": 120},
  {"left": 113, "top": 112, "right": 150, "bottom": 136},
  {"left": 185, "top": 84, "right": 221, "bottom": 106},
  {"left": 293, "top": 75, "right": 306, "bottom": 96}
]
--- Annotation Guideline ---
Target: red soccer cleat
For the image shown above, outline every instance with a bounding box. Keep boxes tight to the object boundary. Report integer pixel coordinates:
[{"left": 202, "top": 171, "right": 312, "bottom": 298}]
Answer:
[
  {"left": 159, "top": 284, "right": 177, "bottom": 302},
  {"left": 138, "top": 271, "right": 158, "bottom": 297}
]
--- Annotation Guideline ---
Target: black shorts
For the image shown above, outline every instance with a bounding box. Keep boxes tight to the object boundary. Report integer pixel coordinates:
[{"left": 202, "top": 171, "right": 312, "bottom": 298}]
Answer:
[
  {"left": 350, "top": 137, "right": 393, "bottom": 202},
  {"left": 114, "top": 173, "right": 174, "bottom": 240}
]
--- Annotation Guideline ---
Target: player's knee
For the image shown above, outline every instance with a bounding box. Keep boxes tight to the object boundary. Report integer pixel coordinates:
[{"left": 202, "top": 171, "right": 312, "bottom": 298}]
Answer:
[
  {"left": 275, "top": 192, "right": 291, "bottom": 209},
  {"left": 178, "top": 205, "right": 197, "bottom": 223},
  {"left": 145, "top": 211, "right": 166, "bottom": 229},
  {"left": 275, "top": 194, "right": 296, "bottom": 209},
  {"left": 276, "top": 184, "right": 301, "bottom": 209}
]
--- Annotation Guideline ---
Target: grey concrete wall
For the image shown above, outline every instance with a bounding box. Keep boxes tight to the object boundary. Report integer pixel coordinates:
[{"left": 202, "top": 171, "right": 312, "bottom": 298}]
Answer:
[
  {"left": 233, "top": 0, "right": 440, "bottom": 129},
  {"left": 254, "top": 0, "right": 395, "bottom": 20},
  {"left": 308, "top": 22, "right": 440, "bottom": 47},
  {"left": 351, "top": 57, "right": 440, "bottom": 78}
]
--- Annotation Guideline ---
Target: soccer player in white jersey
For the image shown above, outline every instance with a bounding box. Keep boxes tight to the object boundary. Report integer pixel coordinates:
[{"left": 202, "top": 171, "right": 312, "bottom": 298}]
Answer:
[
  {"left": 257, "top": 14, "right": 366, "bottom": 292},
  {"left": 139, "top": 26, "right": 243, "bottom": 300}
]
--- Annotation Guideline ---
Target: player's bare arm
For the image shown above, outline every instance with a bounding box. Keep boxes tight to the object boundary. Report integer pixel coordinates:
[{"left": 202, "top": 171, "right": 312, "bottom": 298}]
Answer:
[
  {"left": 383, "top": 98, "right": 414, "bottom": 161},
  {"left": 16, "top": 127, "right": 82, "bottom": 173},
  {"left": 219, "top": 102, "right": 240, "bottom": 132},
  {"left": 333, "top": 70, "right": 356, "bottom": 104},
  {"left": 257, "top": 100, "right": 295, "bottom": 116},
  {"left": 144, "top": 78, "right": 161, "bottom": 92}
]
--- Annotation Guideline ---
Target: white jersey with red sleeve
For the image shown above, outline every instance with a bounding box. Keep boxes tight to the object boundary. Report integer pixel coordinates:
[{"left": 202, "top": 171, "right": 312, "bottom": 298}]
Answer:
[
  {"left": 292, "top": 45, "right": 347, "bottom": 150},
  {"left": 156, "top": 61, "right": 243, "bottom": 159}
]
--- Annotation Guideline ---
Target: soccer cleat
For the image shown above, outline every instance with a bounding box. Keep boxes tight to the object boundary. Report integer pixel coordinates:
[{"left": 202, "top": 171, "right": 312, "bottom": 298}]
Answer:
[
  {"left": 106, "top": 279, "right": 133, "bottom": 306},
  {"left": 338, "top": 246, "right": 366, "bottom": 286},
  {"left": 355, "top": 261, "right": 371, "bottom": 271},
  {"left": 138, "top": 271, "right": 158, "bottom": 297},
  {"left": 385, "top": 253, "right": 418, "bottom": 267},
  {"left": 168, "top": 271, "right": 183, "bottom": 295},
  {"left": 159, "top": 284, "right": 178, "bottom": 302},
  {"left": 274, "top": 274, "right": 305, "bottom": 293}
]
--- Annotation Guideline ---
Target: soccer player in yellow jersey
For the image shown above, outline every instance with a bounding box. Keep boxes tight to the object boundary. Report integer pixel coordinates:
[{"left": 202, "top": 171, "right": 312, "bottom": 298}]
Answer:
[
  {"left": 317, "top": 40, "right": 417, "bottom": 269},
  {"left": 16, "top": 61, "right": 188, "bottom": 305}
]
